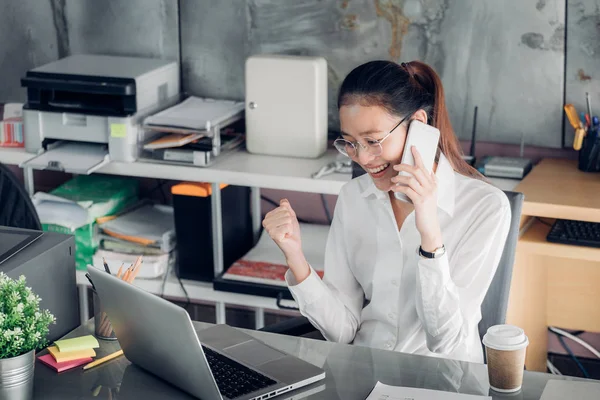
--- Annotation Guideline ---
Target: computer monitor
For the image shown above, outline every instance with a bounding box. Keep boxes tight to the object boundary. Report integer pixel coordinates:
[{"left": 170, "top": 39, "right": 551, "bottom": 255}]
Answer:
[{"left": 0, "top": 226, "right": 79, "bottom": 342}]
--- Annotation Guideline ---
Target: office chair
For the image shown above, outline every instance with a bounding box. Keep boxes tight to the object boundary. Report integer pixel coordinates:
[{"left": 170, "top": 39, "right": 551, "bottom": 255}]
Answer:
[
  {"left": 0, "top": 162, "right": 42, "bottom": 230},
  {"left": 261, "top": 162, "right": 525, "bottom": 349}
]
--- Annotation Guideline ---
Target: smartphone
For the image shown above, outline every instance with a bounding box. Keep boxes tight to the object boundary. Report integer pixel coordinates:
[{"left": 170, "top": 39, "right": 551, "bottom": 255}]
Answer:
[{"left": 394, "top": 120, "right": 440, "bottom": 202}]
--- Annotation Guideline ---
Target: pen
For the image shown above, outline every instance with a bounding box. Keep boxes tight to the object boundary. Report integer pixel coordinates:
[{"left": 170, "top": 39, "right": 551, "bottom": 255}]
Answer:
[
  {"left": 586, "top": 92, "right": 593, "bottom": 122},
  {"left": 102, "top": 257, "right": 111, "bottom": 274},
  {"left": 82, "top": 350, "right": 124, "bottom": 370},
  {"left": 85, "top": 273, "right": 96, "bottom": 290}
]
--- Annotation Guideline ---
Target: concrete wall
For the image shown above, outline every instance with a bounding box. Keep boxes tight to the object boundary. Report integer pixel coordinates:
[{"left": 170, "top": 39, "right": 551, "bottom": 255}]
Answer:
[{"left": 1, "top": 1, "right": 598, "bottom": 148}]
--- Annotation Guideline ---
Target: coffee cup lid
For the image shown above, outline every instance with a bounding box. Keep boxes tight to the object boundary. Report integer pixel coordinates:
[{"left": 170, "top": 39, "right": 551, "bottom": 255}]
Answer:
[{"left": 483, "top": 325, "right": 529, "bottom": 351}]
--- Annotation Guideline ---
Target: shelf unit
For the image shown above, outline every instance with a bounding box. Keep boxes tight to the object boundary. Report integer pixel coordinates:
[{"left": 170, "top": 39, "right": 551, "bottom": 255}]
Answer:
[{"left": 0, "top": 146, "right": 348, "bottom": 328}]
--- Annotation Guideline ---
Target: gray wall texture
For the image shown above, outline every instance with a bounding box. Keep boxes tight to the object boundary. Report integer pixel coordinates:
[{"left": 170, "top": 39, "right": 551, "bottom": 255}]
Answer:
[{"left": 0, "top": 0, "right": 598, "bottom": 149}]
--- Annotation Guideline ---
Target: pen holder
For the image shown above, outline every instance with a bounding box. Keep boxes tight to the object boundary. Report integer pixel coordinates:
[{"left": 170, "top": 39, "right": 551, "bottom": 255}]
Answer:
[
  {"left": 578, "top": 128, "right": 600, "bottom": 172},
  {"left": 92, "top": 290, "right": 117, "bottom": 341}
]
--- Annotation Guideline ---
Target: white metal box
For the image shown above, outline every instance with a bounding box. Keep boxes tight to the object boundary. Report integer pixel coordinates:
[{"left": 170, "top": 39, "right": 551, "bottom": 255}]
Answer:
[{"left": 245, "top": 55, "right": 328, "bottom": 158}]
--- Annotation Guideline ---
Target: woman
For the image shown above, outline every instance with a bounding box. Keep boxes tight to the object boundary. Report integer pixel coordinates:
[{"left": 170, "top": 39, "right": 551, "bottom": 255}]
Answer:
[{"left": 262, "top": 60, "right": 511, "bottom": 363}]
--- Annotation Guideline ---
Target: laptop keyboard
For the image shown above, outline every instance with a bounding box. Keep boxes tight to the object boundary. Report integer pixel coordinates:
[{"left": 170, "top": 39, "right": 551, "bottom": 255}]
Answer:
[{"left": 202, "top": 346, "right": 277, "bottom": 399}]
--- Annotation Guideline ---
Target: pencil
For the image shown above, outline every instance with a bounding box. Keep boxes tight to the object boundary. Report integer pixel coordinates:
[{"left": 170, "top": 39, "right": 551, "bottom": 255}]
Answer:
[
  {"left": 116, "top": 264, "right": 124, "bottom": 279},
  {"left": 83, "top": 350, "right": 124, "bottom": 370},
  {"left": 102, "top": 257, "right": 111, "bottom": 274}
]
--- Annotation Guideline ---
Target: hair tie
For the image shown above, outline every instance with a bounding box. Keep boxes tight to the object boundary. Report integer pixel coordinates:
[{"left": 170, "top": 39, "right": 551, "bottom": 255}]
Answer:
[{"left": 401, "top": 62, "right": 415, "bottom": 79}]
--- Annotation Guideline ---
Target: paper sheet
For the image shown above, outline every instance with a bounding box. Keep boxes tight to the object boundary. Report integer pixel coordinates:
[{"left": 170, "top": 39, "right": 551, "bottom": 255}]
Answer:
[
  {"left": 38, "top": 354, "right": 92, "bottom": 372},
  {"left": 366, "top": 382, "right": 491, "bottom": 400},
  {"left": 144, "top": 96, "right": 244, "bottom": 131},
  {"left": 47, "top": 346, "right": 96, "bottom": 363},
  {"left": 540, "top": 380, "right": 600, "bottom": 400},
  {"left": 54, "top": 335, "right": 99, "bottom": 352}
]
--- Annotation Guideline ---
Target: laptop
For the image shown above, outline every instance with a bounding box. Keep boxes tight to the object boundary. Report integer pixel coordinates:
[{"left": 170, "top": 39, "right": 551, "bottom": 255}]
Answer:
[{"left": 87, "top": 266, "right": 325, "bottom": 400}]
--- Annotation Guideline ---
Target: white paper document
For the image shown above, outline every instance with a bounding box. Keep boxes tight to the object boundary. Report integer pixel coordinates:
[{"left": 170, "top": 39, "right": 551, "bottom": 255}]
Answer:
[
  {"left": 540, "top": 380, "right": 600, "bottom": 400},
  {"left": 144, "top": 96, "right": 244, "bottom": 131},
  {"left": 366, "top": 382, "right": 491, "bottom": 400}
]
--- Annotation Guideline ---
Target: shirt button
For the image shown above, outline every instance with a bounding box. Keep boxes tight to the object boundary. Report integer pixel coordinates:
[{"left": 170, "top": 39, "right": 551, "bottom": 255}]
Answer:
[
  {"left": 385, "top": 343, "right": 392, "bottom": 349},
  {"left": 391, "top": 280, "right": 398, "bottom": 285},
  {"left": 388, "top": 312, "right": 395, "bottom": 319}
]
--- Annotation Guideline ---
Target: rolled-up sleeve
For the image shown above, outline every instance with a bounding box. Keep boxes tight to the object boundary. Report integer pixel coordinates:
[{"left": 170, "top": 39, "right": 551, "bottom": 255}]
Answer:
[
  {"left": 415, "top": 193, "right": 511, "bottom": 355},
  {"left": 286, "top": 200, "right": 364, "bottom": 344}
]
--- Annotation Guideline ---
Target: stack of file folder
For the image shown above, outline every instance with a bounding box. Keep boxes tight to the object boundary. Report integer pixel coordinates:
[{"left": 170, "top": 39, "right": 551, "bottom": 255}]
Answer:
[
  {"left": 94, "top": 202, "right": 176, "bottom": 279},
  {"left": 139, "top": 96, "right": 245, "bottom": 167}
]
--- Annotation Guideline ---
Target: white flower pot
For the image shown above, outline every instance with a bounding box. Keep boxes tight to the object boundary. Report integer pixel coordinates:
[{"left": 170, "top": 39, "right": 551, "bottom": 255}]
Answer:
[{"left": 0, "top": 349, "right": 35, "bottom": 400}]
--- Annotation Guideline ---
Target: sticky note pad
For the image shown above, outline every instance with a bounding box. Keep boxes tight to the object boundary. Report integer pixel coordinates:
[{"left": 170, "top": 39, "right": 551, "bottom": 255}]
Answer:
[
  {"left": 38, "top": 354, "right": 92, "bottom": 373},
  {"left": 110, "top": 123, "right": 127, "bottom": 138},
  {"left": 48, "top": 346, "right": 96, "bottom": 363},
  {"left": 54, "top": 335, "right": 99, "bottom": 352}
]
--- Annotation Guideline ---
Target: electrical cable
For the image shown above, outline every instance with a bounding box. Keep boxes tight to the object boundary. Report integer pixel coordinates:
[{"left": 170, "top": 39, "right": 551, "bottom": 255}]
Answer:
[
  {"left": 549, "top": 326, "right": 600, "bottom": 359},
  {"left": 556, "top": 333, "right": 590, "bottom": 378},
  {"left": 159, "top": 264, "right": 169, "bottom": 299},
  {"left": 260, "top": 195, "right": 311, "bottom": 224},
  {"left": 176, "top": 275, "right": 191, "bottom": 311},
  {"left": 536, "top": 217, "right": 553, "bottom": 227},
  {"left": 321, "top": 194, "right": 332, "bottom": 224},
  {"left": 546, "top": 359, "right": 562, "bottom": 375}
]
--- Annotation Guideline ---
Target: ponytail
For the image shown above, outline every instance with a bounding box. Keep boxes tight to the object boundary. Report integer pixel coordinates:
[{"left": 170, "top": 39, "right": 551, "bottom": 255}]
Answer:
[
  {"left": 404, "top": 61, "right": 483, "bottom": 179},
  {"left": 338, "top": 60, "right": 484, "bottom": 180}
]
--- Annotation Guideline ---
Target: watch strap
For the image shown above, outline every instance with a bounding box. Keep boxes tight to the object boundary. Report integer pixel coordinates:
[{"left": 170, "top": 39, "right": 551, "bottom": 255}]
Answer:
[{"left": 419, "top": 244, "right": 446, "bottom": 259}]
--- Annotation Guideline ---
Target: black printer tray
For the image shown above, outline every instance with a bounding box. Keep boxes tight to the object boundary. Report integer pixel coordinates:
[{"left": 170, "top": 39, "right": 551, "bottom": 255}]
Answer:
[
  {"left": 21, "top": 76, "right": 135, "bottom": 95},
  {"left": 21, "top": 73, "right": 136, "bottom": 117}
]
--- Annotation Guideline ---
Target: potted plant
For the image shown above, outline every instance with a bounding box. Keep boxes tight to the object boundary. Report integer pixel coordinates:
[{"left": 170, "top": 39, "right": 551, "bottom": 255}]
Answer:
[{"left": 0, "top": 273, "right": 55, "bottom": 400}]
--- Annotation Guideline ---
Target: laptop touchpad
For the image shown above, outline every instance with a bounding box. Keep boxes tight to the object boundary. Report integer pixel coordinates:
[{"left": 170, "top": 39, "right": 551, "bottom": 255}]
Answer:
[{"left": 224, "top": 341, "right": 285, "bottom": 367}]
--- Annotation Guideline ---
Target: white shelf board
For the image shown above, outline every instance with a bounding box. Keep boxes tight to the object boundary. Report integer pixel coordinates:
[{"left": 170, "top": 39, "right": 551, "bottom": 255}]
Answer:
[
  {"left": 76, "top": 269, "right": 299, "bottom": 312},
  {"left": 0, "top": 147, "right": 350, "bottom": 195},
  {"left": 99, "top": 148, "right": 350, "bottom": 195},
  {"left": 0, "top": 147, "right": 35, "bottom": 166}
]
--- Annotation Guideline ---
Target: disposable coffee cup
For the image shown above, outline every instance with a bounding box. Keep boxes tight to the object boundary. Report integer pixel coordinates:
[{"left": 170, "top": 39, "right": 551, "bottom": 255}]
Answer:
[{"left": 483, "top": 325, "right": 528, "bottom": 393}]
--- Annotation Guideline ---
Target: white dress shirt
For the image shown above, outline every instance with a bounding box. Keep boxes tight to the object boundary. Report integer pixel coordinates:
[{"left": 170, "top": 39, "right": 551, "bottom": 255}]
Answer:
[{"left": 286, "top": 153, "right": 511, "bottom": 363}]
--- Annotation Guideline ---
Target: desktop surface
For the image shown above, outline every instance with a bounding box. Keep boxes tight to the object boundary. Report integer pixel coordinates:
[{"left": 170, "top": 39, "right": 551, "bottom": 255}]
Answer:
[
  {"left": 32, "top": 321, "right": 587, "bottom": 400},
  {"left": 515, "top": 158, "right": 600, "bottom": 223}
]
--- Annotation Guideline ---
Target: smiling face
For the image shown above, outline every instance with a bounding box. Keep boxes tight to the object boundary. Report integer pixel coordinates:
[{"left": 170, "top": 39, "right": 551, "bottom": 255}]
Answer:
[{"left": 339, "top": 104, "right": 410, "bottom": 192}]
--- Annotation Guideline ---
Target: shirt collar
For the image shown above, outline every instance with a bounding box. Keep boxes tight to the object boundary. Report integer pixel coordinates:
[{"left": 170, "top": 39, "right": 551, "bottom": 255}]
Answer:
[{"left": 359, "top": 152, "right": 456, "bottom": 217}]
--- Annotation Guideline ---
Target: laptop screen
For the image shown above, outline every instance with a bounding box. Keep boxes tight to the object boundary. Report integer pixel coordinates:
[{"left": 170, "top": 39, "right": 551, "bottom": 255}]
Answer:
[{"left": 0, "top": 228, "right": 43, "bottom": 266}]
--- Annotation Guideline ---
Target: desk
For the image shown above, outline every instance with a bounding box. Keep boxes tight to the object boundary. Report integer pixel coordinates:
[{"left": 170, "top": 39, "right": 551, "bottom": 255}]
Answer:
[
  {"left": 32, "top": 321, "right": 585, "bottom": 399},
  {"left": 507, "top": 158, "right": 600, "bottom": 372}
]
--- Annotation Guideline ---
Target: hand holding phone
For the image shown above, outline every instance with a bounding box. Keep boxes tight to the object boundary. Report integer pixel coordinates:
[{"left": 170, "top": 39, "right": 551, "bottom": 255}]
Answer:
[{"left": 393, "top": 120, "right": 440, "bottom": 202}]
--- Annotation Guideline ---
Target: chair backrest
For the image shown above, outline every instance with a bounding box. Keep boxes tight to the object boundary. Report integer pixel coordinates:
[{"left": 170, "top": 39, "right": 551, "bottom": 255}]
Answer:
[
  {"left": 0, "top": 163, "right": 42, "bottom": 230},
  {"left": 477, "top": 190, "right": 523, "bottom": 341},
  {"left": 351, "top": 163, "right": 524, "bottom": 342}
]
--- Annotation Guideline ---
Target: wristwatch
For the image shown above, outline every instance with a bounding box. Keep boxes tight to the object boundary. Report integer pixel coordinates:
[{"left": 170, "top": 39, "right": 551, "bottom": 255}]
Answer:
[{"left": 419, "top": 244, "right": 446, "bottom": 259}]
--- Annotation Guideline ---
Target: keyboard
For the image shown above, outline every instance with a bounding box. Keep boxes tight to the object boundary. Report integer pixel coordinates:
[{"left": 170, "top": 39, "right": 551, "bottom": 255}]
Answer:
[
  {"left": 546, "top": 219, "right": 600, "bottom": 248},
  {"left": 202, "top": 346, "right": 277, "bottom": 399}
]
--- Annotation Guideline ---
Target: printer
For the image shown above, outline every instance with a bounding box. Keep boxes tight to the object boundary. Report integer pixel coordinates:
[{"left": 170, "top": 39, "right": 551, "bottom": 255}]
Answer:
[{"left": 20, "top": 54, "right": 180, "bottom": 174}]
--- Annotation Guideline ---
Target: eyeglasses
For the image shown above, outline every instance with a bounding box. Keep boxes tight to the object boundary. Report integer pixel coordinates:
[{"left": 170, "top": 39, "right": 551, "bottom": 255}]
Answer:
[{"left": 333, "top": 114, "right": 411, "bottom": 158}]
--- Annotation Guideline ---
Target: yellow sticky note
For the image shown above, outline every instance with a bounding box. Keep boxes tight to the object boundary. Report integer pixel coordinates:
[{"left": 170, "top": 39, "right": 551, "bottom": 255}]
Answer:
[
  {"left": 54, "top": 335, "right": 99, "bottom": 352},
  {"left": 110, "top": 123, "right": 127, "bottom": 138},
  {"left": 48, "top": 346, "right": 96, "bottom": 363}
]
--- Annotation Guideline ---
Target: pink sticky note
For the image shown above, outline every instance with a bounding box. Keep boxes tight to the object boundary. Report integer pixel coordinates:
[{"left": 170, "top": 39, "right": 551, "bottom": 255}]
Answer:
[{"left": 38, "top": 354, "right": 93, "bottom": 372}]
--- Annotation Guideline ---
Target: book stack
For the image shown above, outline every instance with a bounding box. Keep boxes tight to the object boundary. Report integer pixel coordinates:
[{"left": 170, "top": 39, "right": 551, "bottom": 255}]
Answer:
[
  {"left": 94, "top": 202, "right": 176, "bottom": 279},
  {"left": 38, "top": 335, "right": 99, "bottom": 373},
  {"left": 214, "top": 223, "right": 328, "bottom": 299},
  {"left": 32, "top": 175, "right": 139, "bottom": 271}
]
